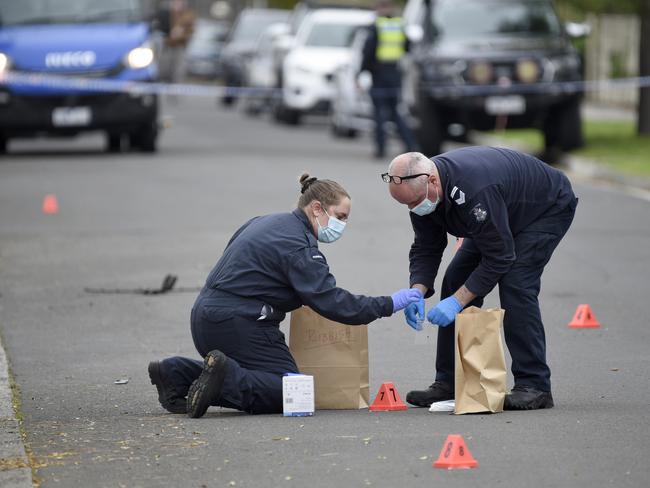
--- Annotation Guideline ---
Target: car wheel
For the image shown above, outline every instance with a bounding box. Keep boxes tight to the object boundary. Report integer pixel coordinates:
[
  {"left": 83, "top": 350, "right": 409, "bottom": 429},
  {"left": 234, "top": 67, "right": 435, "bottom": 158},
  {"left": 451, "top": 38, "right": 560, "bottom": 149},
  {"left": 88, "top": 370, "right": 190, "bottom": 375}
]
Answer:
[
  {"left": 415, "top": 95, "right": 443, "bottom": 157},
  {"left": 331, "top": 123, "right": 358, "bottom": 139},
  {"left": 130, "top": 123, "right": 158, "bottom": 153},
  {"left": 544, "top": 97, "right": 583, "bottom": 153},
  {"left": 284, "top": 109, "right": 301, "bottom": 125},
  {"left": 106, "top": 133, "right": 123, "bottom": 153},
  {"left": 243, "top": 99, "right": 262, "bottom": 117},
  {"left": 0, "top": 135, "right": 8, "bottom": 154},
  {"left": 330, "top": 121, "right": 344, "bottom": 138},
  {"left": 274, "top": 104, "right": 301, "bottom": 125},
  {"left": 221, "top": 95, "right": 235, "bottom": 107}
]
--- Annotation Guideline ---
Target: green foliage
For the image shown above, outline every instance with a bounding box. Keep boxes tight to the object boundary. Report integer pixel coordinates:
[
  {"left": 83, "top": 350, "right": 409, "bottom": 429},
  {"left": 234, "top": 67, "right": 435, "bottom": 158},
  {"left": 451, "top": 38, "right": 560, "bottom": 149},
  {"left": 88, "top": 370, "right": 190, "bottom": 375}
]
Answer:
[
  {"left": 554, "top": 0, "right": 641, "bottom": 18},
  {"left": 268, "top": 0, "right": 299, "bottom": 9},
  {"left": 489, "top": 120, "right": 650, "bottom": 177},
  {"left": 609, "top": 52, "right": 630, "bottom": 78}
]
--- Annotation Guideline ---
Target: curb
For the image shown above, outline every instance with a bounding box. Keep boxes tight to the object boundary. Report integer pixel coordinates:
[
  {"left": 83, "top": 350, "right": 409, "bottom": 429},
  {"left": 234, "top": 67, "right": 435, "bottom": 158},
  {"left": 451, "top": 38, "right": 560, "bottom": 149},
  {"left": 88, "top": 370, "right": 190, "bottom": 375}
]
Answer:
[
  {"left": 0, "top": 335, "right": 32, "bottom": 488},
  {"left": 566, "top": 155, "right": 650, "bottom": 199}
]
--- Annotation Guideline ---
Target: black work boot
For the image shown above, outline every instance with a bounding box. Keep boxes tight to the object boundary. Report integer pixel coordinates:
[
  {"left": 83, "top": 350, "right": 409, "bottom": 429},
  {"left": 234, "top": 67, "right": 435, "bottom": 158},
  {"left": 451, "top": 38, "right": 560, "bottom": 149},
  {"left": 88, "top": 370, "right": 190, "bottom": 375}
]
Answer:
[
  {"left": 504, "top": 385, "right": 554, "bottom": 410},
  {"left": 148, "top": 361, "right": 187, "bottom": 414},
  {"left": 405, "top": 381, "right": 454, "bottom": 407},
  {"left": 187, "top": 350, "right": 229, "bottom": 419}
]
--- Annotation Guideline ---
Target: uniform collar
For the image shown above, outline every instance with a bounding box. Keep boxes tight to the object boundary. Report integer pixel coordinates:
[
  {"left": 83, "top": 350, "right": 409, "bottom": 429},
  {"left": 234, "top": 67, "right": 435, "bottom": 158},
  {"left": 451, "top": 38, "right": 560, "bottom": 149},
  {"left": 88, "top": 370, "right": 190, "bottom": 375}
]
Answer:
[
  {"left": 292, "top": 208, "right": 317, "bottom": 238},
  {"left": 432, "top": 158, "right": 453, "bottom": 216}
]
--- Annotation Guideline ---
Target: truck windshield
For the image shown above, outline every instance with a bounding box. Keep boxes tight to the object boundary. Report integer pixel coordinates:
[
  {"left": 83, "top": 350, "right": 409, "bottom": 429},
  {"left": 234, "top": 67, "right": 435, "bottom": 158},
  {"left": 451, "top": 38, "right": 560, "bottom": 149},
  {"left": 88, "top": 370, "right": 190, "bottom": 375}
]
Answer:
[
  {"left": 431, "top": 0, "right": 561, "bottom": 39},
  {"left": 0, "top": 0, "right": 143, "bottom": 26}
]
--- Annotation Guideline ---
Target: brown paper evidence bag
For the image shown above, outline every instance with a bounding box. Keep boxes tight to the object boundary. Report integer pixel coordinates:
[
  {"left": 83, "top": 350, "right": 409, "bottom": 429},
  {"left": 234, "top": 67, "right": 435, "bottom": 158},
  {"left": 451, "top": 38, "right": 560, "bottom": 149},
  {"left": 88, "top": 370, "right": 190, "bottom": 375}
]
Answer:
[
  {"left": 454, "top": 306, "right": 507, "bottom": 414},
  {"left": 289, "top": 306, "right": 369, "bottom": 409},
  {"left": 289, "top": 305, "right": 507, "bottom": 414}
]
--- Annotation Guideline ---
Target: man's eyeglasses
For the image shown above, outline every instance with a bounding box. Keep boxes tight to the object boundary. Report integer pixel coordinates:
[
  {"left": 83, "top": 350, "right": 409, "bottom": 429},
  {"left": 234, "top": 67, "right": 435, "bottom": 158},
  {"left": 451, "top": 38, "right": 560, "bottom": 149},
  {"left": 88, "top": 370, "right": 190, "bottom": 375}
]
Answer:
[{"left": 381, "top": 173, "right": 430, "bottom": 185}]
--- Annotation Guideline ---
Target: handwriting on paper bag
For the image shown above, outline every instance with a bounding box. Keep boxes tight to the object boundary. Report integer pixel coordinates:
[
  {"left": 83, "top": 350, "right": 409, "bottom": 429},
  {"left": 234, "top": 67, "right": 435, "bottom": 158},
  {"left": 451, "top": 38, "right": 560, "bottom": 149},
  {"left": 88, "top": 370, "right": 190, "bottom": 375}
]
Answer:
[{"left": 305, "top": 327, "right": 353, "bottom": 348}]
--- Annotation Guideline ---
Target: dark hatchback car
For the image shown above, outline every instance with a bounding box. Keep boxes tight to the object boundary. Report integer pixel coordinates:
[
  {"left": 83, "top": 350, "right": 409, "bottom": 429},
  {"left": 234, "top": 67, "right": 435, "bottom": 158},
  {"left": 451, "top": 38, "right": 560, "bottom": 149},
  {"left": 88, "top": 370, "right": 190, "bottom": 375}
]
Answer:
[
  {"left": 403, "top": 0, "right": 586, "bottom": 158},
  {"left": 185, "top": 18, "right": 229, "bottom": 80},
  {"left": 219, "top": 8, "right": 290, "bottom": 106}
]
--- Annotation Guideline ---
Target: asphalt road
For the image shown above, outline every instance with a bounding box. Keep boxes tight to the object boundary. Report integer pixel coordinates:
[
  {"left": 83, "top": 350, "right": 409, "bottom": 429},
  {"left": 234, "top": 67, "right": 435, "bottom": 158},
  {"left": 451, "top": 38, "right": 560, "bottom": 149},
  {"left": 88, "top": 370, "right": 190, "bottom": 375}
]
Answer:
[{"left": 0, "top": 98, "right": 649, "bottom": 488}]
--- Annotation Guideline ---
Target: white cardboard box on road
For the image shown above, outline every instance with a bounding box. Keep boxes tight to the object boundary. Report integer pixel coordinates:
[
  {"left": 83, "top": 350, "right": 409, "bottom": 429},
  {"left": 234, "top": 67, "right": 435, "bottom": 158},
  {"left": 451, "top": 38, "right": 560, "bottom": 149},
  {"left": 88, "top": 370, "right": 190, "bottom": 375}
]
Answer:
[{"left": 282, "top": 374, "right": 314, "bottom": 417}]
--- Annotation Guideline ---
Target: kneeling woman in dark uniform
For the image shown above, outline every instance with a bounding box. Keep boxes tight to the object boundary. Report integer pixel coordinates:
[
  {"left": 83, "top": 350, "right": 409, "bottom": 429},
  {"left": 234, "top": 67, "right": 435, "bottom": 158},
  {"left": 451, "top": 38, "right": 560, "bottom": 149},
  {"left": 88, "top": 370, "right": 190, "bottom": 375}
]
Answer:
[{"left": 149, "top": 173, "right": 422, "bottom": 417}]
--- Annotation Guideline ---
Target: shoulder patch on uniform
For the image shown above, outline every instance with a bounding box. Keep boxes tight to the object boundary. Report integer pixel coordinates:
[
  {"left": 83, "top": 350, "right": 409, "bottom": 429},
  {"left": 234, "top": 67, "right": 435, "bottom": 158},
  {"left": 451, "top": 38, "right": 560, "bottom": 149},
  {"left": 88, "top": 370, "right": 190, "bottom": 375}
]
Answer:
[
  {"left": 471, "top": 203, "right": 488, "bottom": 222},
  {"left": 451, "top": 186, "right": 465, "bottom": 205}
]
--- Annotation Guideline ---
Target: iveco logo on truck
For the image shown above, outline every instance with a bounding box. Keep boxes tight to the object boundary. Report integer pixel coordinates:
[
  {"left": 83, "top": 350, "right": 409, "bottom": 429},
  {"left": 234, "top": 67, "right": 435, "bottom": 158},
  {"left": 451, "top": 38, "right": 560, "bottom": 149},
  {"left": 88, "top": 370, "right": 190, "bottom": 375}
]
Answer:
[{"left": 45, "top": 51, "right": 96, "bottom": 68}]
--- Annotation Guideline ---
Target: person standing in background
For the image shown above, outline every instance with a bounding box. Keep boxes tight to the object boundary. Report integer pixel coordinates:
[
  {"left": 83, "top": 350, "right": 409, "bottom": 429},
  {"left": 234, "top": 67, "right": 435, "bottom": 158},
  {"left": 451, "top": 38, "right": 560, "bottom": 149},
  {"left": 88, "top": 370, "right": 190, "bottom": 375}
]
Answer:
[
  {"left": 360, "top": 0, "right": 418, "bottom": 159},
  {"left": 158, "top": 0, "right": 195, "bottom": 86}
]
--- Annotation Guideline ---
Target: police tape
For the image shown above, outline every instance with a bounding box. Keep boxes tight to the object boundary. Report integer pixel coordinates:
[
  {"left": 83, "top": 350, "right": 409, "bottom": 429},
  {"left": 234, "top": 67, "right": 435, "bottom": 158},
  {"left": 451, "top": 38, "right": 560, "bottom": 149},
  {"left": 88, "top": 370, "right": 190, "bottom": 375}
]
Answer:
[
  {"left": 0, "top": 71, "right": 275, "bottom": 98},
  {"left": 2, "top": 70, "right": 650, "bottom": 98}
]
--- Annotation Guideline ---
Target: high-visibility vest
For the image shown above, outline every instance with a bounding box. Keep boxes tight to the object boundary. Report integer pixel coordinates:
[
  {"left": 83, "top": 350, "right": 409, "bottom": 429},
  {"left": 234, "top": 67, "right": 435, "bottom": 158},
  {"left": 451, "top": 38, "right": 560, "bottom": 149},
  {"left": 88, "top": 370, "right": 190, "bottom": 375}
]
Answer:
[{"left": 375, "top": 16, "right": 406, "bottom": 62}]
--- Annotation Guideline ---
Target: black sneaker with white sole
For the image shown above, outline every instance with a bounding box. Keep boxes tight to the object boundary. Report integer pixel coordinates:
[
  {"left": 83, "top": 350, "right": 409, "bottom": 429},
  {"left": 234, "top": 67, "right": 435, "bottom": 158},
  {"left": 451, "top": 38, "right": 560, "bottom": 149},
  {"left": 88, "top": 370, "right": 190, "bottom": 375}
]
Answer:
[
  {"left": 187, "top": 350, "right": 229, "bottom": 419},
  {"left": 148, "top": 360, "right": 187, "bottom": 414},
  {"left": 504, "top": 385, "right": 554, "bottom": 410},
  {"left": 405, "top": 381, "right": 454, "bottom": 407}
]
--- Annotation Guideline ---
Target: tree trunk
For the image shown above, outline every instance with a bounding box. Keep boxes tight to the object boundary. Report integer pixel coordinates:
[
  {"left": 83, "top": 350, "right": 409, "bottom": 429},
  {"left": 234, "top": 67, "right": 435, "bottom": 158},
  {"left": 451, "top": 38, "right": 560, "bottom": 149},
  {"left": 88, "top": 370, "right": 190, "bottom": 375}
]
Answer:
[{"left": 638, "top": 0, "right": 650, "bottom": 135}]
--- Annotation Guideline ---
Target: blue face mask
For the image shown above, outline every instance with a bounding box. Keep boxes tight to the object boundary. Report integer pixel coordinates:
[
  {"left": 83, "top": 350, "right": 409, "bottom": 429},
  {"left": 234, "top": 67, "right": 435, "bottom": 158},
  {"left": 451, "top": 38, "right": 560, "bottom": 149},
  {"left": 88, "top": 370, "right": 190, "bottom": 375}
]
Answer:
[
  {"left": 317, "top": 208, "right": 346, "bottom": 243},
  {"left": 410, "top": 179, "right": 439, "bottom": 216}
]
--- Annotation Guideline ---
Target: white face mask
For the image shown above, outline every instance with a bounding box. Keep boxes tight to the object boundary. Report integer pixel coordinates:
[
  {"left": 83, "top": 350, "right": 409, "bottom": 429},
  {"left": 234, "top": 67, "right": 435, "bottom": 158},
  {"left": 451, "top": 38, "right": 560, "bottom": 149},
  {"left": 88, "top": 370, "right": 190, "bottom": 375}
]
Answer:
[
  {"left": 410, "top": 178, "right": 440, "bottom": 216},
  {"left": 316, "top": 208, "right": 346, "bottom": 243}
]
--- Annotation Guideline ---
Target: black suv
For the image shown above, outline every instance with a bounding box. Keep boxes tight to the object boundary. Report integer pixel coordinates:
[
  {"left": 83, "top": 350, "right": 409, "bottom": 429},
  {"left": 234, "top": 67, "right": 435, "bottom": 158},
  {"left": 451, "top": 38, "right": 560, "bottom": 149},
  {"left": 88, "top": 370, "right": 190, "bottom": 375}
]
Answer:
[{"left": 403, "top": 0, "right": 586, "bottom": 157}]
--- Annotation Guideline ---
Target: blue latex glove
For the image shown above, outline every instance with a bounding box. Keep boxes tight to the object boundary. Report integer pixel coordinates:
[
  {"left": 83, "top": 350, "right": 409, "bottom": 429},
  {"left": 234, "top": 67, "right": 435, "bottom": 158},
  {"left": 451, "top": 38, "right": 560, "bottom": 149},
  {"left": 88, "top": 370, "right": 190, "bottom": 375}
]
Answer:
[
  {"left": 404, "top": 296, "right": 426, "bottom": 331},
  {"left": 427, "top": 296, "right": 463, "bottom": 327},
  {"left": 391, "top": 288, "right": 423, "bottom": 313}
]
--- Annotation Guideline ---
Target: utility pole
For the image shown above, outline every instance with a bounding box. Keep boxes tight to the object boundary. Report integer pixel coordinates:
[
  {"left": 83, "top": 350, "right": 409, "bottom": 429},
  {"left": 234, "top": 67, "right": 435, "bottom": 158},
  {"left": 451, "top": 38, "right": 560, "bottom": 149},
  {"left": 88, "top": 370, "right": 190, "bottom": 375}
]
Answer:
[{"left": 638, "top": 0, "right": 650, "bottom": 135}]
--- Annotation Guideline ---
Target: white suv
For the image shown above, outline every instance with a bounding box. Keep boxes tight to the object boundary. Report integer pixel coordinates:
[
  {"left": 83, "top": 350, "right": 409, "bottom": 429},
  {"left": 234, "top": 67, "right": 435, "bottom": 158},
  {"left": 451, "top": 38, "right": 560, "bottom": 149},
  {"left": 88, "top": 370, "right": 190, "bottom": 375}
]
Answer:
[{"left": 275, "top": 8, "right": 375, "bottom": 125}]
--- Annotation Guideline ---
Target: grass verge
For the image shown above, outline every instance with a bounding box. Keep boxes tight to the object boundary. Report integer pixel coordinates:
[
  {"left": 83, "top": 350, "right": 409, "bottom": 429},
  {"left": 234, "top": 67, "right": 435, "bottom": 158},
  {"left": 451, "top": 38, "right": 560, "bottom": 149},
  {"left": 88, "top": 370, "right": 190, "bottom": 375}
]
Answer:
[{"left": 488, "top": 120, "right": 650, "bottom": 177}]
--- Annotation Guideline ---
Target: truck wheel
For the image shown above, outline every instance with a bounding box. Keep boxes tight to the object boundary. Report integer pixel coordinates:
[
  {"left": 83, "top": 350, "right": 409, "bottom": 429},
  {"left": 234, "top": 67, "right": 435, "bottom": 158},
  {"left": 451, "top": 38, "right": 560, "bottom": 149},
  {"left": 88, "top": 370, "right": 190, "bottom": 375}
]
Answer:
[
  {"left": 106, "top": 133, "right": 122, "bottom": 153},
  {"left": 544, "top": 97, "right": 583, "bottom": 153},
  {"left": 415, "top": 97, "right": 443, "bottom": 157},
  {"left": 0, "top": 136, "right": 7, "bottom": 154},
  {"left": 130, "top": 123, "right": 158, "bottom": 153}
]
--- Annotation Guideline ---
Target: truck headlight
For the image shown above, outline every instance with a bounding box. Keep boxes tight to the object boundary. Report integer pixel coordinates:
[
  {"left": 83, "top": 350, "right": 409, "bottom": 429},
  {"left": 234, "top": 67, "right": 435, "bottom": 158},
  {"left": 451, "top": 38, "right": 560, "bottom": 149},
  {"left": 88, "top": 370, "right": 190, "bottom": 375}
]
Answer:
[
  {"left": 126, "top": 45, "right": 154, "bottom": 69},
  {"left": 516, "top": 59, "right": 540, "bottom": 84},
  {"left": 468, "top": 61, "right": 493, "bottom": 84},
  {"left": 0, "top": 53, "right": 10, "bottom": 73}
]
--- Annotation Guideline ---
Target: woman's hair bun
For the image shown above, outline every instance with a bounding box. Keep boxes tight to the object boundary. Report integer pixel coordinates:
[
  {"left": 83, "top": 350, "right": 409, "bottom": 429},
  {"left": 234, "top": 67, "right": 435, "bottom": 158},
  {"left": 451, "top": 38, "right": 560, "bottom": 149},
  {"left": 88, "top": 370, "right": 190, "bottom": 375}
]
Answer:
[{"left": 299, "top": 173, "right": 318, "bottom": 194}]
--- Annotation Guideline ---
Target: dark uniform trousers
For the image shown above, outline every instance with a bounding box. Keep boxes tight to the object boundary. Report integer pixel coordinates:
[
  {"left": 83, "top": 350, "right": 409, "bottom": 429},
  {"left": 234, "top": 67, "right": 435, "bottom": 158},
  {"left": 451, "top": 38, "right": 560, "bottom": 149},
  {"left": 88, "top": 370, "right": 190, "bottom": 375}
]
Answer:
[
  {"left": 435, "top": 198, "right": 578, "bottom": 392},
  {"left": 163, "top": 297, "right": 299, "bottom": 415},
  {"left": 370, "top": 85, "right": 417, "bottom": 157}
]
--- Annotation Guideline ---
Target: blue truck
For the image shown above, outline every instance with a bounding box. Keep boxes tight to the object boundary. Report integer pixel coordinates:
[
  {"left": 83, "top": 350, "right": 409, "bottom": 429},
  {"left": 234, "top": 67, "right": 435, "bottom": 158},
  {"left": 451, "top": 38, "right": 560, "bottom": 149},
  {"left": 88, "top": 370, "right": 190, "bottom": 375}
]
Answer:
[{"left": 0, "top": 0, "right": 159, "bottom": 153}]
